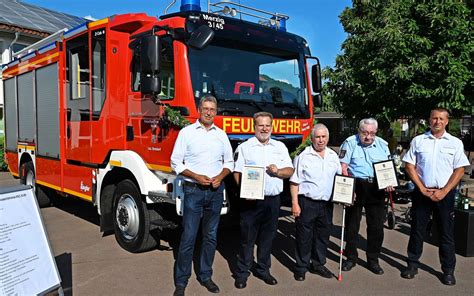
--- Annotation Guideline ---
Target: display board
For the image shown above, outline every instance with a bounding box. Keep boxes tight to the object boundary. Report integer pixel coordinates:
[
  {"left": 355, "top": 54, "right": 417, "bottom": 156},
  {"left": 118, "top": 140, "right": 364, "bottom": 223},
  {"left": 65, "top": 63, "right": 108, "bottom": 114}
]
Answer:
[{"left": 0, "top": 185, "right": 61, "bottom": 295}]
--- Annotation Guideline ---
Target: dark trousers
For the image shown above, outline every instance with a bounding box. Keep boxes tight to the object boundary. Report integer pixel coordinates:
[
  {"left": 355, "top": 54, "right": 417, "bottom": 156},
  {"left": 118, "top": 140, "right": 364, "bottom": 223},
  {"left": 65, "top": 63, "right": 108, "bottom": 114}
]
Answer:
[
  {"left": 294, "top": 196, "right": 333, "bottom": 274},
  {"left": 174, "top": 184, "right": 223, "bottom": 288},
  {"left": 235, "top": 195, "right": 280, "bottom": 280},
  {"left": 407, "top": 188, "right": 456, "bottom": 273},
  {"left": 344, "top": 179, "right": 385, "bottom": 265}
]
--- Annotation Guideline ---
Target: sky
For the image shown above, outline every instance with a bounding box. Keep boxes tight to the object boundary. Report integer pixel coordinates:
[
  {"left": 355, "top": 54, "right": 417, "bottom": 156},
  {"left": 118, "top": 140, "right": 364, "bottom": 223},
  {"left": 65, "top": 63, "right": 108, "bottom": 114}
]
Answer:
[{"left": 25, "top": 0, "right": 351, "bottom": 69}]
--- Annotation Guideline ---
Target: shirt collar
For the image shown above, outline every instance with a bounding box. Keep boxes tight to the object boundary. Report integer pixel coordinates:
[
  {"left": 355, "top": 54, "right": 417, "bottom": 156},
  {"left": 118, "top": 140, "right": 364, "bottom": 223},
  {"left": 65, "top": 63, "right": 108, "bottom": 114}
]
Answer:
[
  {"left": 250, "top": 136, "right": 276, "bottom": 147},
  {"left": 194, "top": 119, "right": 216, "bottom": 130},
  {"left": 424, "top": 131, "right": 450, "bottom": 140}
]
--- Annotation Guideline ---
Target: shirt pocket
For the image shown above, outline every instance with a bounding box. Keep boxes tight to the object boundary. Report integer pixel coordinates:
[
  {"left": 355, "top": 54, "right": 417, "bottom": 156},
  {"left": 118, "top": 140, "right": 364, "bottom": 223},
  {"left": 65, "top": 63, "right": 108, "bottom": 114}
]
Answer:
[
  {"left": 302, "top": 160, "right": 322, "bottom": 180},
  {"left": 440, "top": 147, "right": 456, "bottom": 164}
]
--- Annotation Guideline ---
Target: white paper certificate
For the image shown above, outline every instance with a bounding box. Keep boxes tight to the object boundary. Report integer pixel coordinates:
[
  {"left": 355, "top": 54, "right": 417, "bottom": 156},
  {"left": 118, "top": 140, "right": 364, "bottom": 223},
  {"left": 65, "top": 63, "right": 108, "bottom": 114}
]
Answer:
[
  {"left": 240, "top": 165, "right": 265, "bottom": 200},
  {"left": 373, "top": 160, "right": 399, "bottom": 190},
  {"left": 332, "top": 175, "right": 355, "bottom": 205}
]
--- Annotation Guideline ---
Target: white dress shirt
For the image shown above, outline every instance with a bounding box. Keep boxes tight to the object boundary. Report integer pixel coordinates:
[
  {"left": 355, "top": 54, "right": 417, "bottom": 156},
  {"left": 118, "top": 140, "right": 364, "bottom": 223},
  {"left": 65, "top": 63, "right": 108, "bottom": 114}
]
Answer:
[
  {"left": 234, "top": 137, "right": 293, "bottom": 196},
  {"left": 290, "top": 146, "right": 342, "bottom": 201},
  {"left": 403, "top": 131, "right": 469, "bottom": 188},
  {"left": 170, "top": 120, "right": 234, "bottom": 182}
]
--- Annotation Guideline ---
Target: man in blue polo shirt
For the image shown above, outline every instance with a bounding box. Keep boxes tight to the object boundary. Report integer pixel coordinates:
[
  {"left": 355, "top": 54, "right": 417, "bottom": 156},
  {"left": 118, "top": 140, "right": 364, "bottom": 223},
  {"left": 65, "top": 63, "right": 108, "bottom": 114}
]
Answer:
[
  {"left": 339, "top": 118, "right": 391, "bottom": 275},
  {"left": 401, "top": 108, "right": 469, "bottom": 285}
]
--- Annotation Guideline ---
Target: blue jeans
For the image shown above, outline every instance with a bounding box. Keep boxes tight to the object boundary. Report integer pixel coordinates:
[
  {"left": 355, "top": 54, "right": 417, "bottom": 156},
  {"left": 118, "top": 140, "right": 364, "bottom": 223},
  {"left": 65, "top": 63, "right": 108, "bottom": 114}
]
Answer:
[{"left": 174, "top": 183, "right": 223, "bottom": 288}]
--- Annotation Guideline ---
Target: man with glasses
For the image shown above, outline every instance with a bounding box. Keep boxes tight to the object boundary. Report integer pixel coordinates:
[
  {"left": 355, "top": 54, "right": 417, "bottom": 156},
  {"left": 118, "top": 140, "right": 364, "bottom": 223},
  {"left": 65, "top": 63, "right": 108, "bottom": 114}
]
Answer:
[
  {"left": 171, "top": 95, "right": 234, "bottom": 296},
  {"left": 339, "top": 118, "right": 391, "bottom": 275}
]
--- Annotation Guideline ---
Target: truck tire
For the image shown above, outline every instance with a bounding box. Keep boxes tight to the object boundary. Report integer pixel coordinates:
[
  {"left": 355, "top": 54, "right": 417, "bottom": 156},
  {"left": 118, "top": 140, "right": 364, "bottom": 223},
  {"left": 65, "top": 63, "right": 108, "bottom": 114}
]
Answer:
[
  {"left": 112, "top": 179, "right": 157, "bottom": 253},
  {"left": 20, "top": 161, "right": 51, "bottom": 207}
]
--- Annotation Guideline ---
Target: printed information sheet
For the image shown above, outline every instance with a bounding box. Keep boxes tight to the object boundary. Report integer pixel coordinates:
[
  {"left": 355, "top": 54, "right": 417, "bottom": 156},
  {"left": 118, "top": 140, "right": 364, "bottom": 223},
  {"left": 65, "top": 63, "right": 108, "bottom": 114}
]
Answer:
[{"left": 0, "top": 186, "right": 61, "bottom": 296}]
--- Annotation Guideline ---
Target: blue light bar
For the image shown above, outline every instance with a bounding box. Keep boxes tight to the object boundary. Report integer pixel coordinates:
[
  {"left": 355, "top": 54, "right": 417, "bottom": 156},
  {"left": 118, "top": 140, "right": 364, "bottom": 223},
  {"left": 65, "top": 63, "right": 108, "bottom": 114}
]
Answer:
[
  {"left": 38, "top": 42, "right": 58, "bottom": 55},
  {"left": 278, "top": 18, "right": 286, "bottom": 32},
  {"left": 63, "top": 23, "right": 88, "bottom": 39},
  {"left": 180, "top": 0, "right": 201, "bottom": 12}
]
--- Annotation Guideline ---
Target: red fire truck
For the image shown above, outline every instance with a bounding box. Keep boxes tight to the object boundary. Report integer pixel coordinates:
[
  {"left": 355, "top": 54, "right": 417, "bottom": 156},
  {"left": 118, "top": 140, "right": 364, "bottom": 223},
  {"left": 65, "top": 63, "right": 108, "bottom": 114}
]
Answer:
[{"left": 2, "top": 0, "right": 322, "bottom": 253}]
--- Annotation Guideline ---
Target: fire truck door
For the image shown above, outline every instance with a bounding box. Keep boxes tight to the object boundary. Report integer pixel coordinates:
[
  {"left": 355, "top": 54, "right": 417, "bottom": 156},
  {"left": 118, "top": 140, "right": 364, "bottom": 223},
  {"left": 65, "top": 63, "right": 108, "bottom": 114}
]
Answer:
[{"left": 65, "top": 33, "right": 91, "bottom": 163}]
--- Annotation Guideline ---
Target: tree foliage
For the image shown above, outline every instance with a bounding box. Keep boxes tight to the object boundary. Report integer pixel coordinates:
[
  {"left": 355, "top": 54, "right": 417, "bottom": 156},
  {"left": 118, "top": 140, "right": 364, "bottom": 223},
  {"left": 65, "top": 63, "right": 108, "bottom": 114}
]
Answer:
[{"left": 324, "top": 0, "right": 472, "bottom": 125}]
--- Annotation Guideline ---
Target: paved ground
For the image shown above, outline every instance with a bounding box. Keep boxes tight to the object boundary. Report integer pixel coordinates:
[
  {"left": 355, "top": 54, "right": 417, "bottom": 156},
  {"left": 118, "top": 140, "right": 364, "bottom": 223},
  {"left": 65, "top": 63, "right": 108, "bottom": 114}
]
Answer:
[{"left": 1, "top": 171, "right": 473, "bottom": 295}]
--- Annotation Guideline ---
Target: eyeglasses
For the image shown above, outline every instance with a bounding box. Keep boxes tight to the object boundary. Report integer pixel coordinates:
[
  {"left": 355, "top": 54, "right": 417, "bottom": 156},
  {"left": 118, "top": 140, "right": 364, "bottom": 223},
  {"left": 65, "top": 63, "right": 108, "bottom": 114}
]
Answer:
[
  {"left": 201, "top": 107, "right": 217, "bottom": 113},
  {"left": 360, "top": 131, "right": 377, "bottom": 137}
]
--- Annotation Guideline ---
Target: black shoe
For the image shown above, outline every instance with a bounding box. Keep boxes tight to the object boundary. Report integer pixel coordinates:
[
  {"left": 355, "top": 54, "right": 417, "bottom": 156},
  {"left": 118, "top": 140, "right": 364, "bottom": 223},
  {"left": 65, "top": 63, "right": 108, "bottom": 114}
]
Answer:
[
  {"left": 309, "top": 265, "right": 332, "bottom": 278},
  {"left": 441, "top": 273, "right": 456, "bottom": 286},
  {"left": 255, "top": 273, "right": 278, "bottom": 285},
  {"left": 173, "top": 286, "right": 185, "bottom": 296},
  {"left": 401, "top": 266, "right": 418, "bottom": 279},
  {"left": 368, "top": 263, "right": 384, "bottom": 275},
  {"left": 234, "top": 279, "right": 247, "bottom": 289},
  {"left": 342, "top": 260, "right": 356, "bottom": 272},
  {"left": 200, "top": 279, "right": 220, "bottom": 293},
  {"left": 294, "top": 272, "right": 305, "bottom": 281}
]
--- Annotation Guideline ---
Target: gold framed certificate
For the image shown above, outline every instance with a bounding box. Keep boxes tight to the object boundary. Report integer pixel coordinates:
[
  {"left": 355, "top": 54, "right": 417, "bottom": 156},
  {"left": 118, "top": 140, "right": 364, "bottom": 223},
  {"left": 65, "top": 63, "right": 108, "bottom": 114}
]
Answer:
[
  {"left": 373, "top": 160, "right": 399, "bottom": 190},
  {"left": 240, "top": 165, "right": 265, "bottom": 200},
  {"left": 332, "top": 175, "right": 355, "bottom": 205}
]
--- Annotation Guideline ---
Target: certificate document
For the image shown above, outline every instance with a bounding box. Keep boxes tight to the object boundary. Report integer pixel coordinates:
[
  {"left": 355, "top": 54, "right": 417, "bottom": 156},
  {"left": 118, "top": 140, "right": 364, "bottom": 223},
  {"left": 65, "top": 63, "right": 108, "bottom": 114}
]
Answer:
[
  {"left": 332, "top": 175, "right": 355, "bottom": 205},
  {"left": 240, "top": 165, "right": 265, "bottom": 200},
  {"left": 373, "top": 160, "right": 399, "bottom": 190}
]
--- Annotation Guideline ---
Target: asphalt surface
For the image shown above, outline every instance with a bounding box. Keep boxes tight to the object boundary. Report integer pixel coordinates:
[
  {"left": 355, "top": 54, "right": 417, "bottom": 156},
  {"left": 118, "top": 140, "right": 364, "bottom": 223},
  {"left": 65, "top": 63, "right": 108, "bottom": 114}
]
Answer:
[{"left": 1, "top": 171, "right": 473, "bottom": 295}]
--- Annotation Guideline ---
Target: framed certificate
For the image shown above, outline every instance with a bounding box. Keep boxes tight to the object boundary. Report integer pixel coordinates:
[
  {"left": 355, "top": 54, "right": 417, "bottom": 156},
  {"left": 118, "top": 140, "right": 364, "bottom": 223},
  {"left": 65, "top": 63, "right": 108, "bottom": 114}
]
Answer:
[
  {"left": 332, "top": 175, "right": 355, "bottom": 205},
  {"left": 240, "top": 165, "right": 265, "bottom": 200},
  {"left": 373, "top": 159, "right": 399, "bottom": 190}
]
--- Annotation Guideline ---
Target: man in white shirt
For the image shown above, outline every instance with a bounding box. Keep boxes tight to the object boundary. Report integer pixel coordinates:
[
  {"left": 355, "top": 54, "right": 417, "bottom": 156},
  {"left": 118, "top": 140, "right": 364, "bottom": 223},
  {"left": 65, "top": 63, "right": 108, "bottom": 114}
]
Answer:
[
  {"left": 233, "top": 112, "right": 294, "bottom": 289},
  {"left": 170, "top": 95, "right": 234, "bottom": 296},
  {"left": 290, "top": 124, "right": 342, "bottom": 281},
  {"left": 401, "top": 108, "right": 469, "bottom": 286}
]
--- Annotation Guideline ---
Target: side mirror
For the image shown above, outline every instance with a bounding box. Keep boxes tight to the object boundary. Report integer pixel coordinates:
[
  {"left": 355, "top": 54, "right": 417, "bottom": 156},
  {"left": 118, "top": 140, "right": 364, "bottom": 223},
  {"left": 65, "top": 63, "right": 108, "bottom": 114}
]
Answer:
[
  {"left": 311, "top": 64, "right": 322, "bottom": 93},
  {"left": 312, "top": 93, "right": 322, "bottom": 108},
  {"left": 140, "top": 35, "right": 161, "bottom": 73},
  {"left": 141, "top": 75, "right": 161, "bottom": 99},
  {"left": 188, "top": 25, "right": 215, "bottom": 49}
]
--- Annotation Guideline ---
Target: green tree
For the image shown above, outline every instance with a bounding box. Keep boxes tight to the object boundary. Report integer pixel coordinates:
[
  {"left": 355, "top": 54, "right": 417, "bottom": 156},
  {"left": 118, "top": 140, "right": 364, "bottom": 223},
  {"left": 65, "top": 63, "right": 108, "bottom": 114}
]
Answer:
[{"left": 324, "top": 0, "right": 473, "bottom": 126}]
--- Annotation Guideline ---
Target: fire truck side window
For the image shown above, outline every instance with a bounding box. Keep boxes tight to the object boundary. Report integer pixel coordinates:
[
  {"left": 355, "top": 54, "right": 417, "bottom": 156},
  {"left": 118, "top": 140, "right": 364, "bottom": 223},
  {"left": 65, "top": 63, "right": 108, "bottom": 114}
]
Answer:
[
  {"left": 131, "top": 36, "right": 174, "bottom": 100},
  {"left": 66, "top": 33, "right": 90, "bottom": 121},
  {"left": 92, "top": 28, "right": 106, "bottom": 120}
]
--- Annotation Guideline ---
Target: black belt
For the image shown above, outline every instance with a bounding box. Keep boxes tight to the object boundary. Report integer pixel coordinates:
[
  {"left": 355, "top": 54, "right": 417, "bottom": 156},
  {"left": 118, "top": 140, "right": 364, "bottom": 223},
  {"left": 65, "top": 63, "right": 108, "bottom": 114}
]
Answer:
[
  {"left": 298, "top": 194, "right": 328, "bottom": 202},
  {"left": 184, "top": 181, "right": 214, "bottom": 191},
  {"left": 356, "top": 177, "right": 374, "bottom": 184}
]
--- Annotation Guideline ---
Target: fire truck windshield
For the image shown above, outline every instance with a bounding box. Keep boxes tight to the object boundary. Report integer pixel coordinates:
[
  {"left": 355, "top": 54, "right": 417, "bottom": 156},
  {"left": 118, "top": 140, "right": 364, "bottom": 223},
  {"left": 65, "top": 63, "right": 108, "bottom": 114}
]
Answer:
[{"left": 188, "top": 40, "right": 310, "bottom": 119}]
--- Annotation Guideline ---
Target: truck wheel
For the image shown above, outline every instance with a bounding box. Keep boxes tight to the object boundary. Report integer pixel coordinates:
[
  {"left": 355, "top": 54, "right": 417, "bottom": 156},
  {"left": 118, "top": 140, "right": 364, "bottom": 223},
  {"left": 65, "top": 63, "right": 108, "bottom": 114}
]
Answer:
[
  {"left": 113, "top": 179, "right": 157, "bottom": 253},
  {"left": 20, "top": 161, "right": 51, "bottom": 207}
]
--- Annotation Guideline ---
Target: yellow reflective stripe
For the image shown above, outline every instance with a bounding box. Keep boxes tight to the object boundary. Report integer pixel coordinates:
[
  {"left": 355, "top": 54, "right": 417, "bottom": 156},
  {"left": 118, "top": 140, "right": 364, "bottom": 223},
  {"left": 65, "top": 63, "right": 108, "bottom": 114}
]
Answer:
[
  {"left": 64, "top": 188, "right": 92, "bottom": 201},
  {"left": 109, "top": 160, "right": 122, "bottom": 167},
  {"left": 36, "top": 180, "right": 61, "bottom": 191},
  {"left": 88, "top": 18, "right": 109, "bottom": 28},
  {"left": 5, "top": 52, "right": 59, "bottom": 76},
  {"left": 147, "top": 163, "right": 173, "bottom": 173}
]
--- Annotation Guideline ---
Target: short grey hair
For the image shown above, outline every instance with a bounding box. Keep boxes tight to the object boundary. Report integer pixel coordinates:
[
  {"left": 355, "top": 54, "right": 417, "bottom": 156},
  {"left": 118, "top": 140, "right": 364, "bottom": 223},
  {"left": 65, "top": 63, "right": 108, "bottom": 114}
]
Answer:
[
  {"left": 199, "top": 95, "right": 217, "bottom": 108},
  {"left": 253, "top": 112, "right": 273, "bottom": 123},
  {"left": 358, "top": 118, "right": 378, "bottom": 130},
  {"left": 311, "top": 123, "right": 329, "bottom": 138}
]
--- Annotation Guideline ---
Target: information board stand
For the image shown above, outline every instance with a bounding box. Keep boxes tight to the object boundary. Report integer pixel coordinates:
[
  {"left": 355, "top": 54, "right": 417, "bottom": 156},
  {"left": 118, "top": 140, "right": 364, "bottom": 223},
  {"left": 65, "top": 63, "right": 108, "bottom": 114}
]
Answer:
[{"left": 0, "top": 185, "right": 62, "bottom": 296}]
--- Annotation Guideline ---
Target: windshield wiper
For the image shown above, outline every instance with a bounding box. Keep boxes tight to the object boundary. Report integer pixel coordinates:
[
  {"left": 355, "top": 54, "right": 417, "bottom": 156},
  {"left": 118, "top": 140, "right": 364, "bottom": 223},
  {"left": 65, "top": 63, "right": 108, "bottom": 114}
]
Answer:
[
  {"left": 217, "top": 106, "right": 244, "bottom": 115},
  {"left": 273, "top": 101, "right": 307, "bottom": 117}
]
